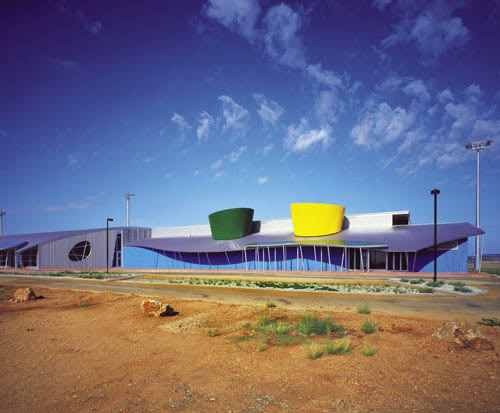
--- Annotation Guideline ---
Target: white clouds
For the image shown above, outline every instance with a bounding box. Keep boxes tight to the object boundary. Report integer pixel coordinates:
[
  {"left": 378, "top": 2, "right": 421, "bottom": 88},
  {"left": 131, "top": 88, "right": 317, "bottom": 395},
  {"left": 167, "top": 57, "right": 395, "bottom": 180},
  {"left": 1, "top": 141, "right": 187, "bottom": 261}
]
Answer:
[
  {"left": 211, "top": 159, "right": 223, "bottom": 170},
  {"left": 253, "top": 93, "right": 284, "bottom": 127},
  {"left": 194, "top": 169, "right": 200, "bottom": 176},
  {"left": 67, "top": 153, "right": 79, "bottom": 167},
  {"left": 143, "top": 157, "right": 154, "bottom": 163},
  {"left": 437, "top": 88, "right": 454, "bottom": 103},
  {"left": 171, "top": 112, "right": 191, "bottom": 140},
  {"left": 306, "top": 63, "right": 343, "bottom": 89},
  {"left": 213, "top": 170, "right": 225, "bottom": 179},
  {"left": 262, "top": 3, "right": 306, "bottom": 69},
  {"left": 197, "top": 111, "right": 214, "bottom": 142},
  {"left": 85, "top": 21, "right": 103, "bottom": 35},
  {"left": 403, "top": 79, "right": 430, "bottom": 102},
  {"left": 204, "top": 0, "right": 261, "bottom": 42},
  {"left": 257, "top": 144, "right": 273, "bottom": 156},
  {"left": 218, "top": 95, "right": 250, "bottom": 137},
  {"left": 225, "top": 145, "right": 247, "bottom": 163},
  {"left": 350, "top": 102, "right": 415, "bottom": 149},
  {"left": 257, "top": 176, "right": 268, "bottom": 184},
  {"left": 372, "top": 0, "right": 392, "bottom": 10},
  {"left": 284, "top": 119, "right": 333, "bottom": 153},
  {"left": 314, "top": 89, "right": 344, "bottom": 125},
  {"left": 380, "top": 0, "right": 470, "bottom": 65}
]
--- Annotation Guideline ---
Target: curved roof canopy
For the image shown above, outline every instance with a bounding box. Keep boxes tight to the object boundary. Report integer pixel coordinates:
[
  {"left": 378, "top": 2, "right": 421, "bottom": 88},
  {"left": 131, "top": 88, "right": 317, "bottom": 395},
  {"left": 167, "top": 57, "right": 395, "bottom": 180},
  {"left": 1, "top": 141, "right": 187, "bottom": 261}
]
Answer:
[{"left": 126, "top": 222, "right": 483, "bottom": 253}]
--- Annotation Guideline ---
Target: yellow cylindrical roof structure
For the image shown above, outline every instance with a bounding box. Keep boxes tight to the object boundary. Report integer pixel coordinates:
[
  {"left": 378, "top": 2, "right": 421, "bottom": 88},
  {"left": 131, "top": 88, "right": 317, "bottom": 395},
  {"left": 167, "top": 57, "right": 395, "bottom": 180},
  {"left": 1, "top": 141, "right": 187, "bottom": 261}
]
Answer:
[{"left": 290, "top": 203, "right": 345, "bottom": 237}]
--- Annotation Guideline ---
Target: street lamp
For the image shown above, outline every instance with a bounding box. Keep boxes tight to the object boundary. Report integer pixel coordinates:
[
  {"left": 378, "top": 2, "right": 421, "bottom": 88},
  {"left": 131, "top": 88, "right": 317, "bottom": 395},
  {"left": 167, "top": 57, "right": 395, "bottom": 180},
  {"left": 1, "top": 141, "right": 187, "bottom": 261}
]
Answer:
[
  {"left": 106, "top": 218, "right": 114, "bottom": 273},
  {"left": 430, "top": 189, "right": 440, "bottom": 283},
  {"left": 0, "top": 211, "right": 5, "bottom": 237},
  {"left": 124, "top": 193, "right": 135, "bottom": 227},
  {"left": 465, "top": 139, "right": 492, "bottom": 271}
]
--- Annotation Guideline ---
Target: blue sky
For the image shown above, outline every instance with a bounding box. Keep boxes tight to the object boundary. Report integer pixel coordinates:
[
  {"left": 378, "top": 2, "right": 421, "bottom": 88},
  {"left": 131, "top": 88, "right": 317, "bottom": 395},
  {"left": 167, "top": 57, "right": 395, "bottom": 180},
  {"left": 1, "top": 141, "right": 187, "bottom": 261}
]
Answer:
[{"left": 1, "top": 0, "right": 499, "bottom": 253}]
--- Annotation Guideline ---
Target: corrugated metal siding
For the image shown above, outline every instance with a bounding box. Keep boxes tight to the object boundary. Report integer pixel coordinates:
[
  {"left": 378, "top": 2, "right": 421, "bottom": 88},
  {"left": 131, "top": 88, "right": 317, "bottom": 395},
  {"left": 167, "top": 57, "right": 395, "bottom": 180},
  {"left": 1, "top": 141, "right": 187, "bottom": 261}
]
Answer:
[{"left": 38, "top": 229, "right": 120, "bottom": 269}]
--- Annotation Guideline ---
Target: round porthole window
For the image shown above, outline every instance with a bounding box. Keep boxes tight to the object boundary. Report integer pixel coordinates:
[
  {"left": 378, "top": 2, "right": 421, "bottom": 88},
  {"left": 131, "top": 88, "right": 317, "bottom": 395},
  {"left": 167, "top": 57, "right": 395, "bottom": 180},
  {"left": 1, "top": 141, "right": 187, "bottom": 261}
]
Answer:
[{"left": 68, "top": 241, "right": 92, "bottom": 262}]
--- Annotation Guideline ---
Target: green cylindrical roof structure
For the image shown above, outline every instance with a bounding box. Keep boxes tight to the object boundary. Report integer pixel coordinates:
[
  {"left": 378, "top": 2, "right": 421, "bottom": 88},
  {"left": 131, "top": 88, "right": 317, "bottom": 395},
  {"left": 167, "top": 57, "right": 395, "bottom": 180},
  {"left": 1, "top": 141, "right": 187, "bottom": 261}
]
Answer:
[{"left": 208, "top": 208, "right": 254, "bottom": 240}]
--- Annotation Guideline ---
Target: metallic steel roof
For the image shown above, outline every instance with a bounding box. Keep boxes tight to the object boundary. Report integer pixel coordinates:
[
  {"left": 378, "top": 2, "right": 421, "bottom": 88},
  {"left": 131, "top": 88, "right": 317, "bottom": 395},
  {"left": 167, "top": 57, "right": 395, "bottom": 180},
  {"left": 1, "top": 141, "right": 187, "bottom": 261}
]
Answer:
[
  {"left": 126, "top": 222, "right": 483, "bottom": 253},
  {"left": 0, "top": 227, "right": 143, "bottom": 253}
]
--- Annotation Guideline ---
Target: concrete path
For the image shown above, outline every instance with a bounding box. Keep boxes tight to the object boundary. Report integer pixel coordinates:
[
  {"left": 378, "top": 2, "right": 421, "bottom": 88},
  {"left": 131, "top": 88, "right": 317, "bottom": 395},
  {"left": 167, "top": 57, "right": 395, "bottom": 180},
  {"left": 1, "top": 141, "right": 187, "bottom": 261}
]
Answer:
[{"left": 1, "top": 274, "right": 499, "bottom": 321}]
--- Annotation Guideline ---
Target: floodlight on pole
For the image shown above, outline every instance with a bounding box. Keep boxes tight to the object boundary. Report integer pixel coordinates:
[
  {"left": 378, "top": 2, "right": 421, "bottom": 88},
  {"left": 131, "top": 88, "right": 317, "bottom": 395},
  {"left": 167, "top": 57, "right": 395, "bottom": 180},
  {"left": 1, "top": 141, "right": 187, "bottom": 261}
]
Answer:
[
  {"left": 106, "top": 218, "right": 114, "bottom": 274},
  {"left": 124, "top": 193, "right": 135, "bottom": 227},
  {"left": 0, "top": 211, "right": 6, "bottom": 237},
  {"left": 465, "top": 139, "right": 492, "bottom": 272}
]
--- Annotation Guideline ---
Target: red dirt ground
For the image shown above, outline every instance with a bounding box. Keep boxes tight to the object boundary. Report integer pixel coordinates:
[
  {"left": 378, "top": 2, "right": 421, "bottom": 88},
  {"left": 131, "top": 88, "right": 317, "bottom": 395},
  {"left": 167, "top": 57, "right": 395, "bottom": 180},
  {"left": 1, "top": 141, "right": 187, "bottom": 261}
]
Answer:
[{"left": 1, "top": 284, "right": 499, "bottom": 412}]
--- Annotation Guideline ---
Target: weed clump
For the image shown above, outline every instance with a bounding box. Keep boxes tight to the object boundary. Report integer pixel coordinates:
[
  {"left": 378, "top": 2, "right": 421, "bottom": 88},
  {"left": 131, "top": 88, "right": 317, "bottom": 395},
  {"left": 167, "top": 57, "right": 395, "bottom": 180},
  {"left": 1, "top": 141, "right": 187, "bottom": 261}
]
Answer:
[
  {"left": 418, "top": 287, "right": 434, "bottom": 294},
  {"left": 410, "top": 279, "right": 425, "bottom": 284},
  {"left": 426, "top": 280, "right": 445, "bottom": 288},
  {"left": 266, "top": 301, "right": 276, "bottom": 308},
  {"left": 360, "top": 318, "right": 376, "bottom": 334},
  {"left": 478, "top": 317, "right": 500, "bottom": 327},
  {"left": 324, "top": 338, "right": 352, "bottom": 355},
  {"left": 296, "top": 313, "right": 341, "bottom": 336},
  {"left": 206, "top": 328, "right": 217, "bottom": 337},
  {"left": 356, "top": 302, "right": 371, "bottom": 314},
  {"left": 305, "top": 343, "right": 323, "bottom": 359},
  {"left": 362, "top": 342, "right": 377, "bottom": 356}
]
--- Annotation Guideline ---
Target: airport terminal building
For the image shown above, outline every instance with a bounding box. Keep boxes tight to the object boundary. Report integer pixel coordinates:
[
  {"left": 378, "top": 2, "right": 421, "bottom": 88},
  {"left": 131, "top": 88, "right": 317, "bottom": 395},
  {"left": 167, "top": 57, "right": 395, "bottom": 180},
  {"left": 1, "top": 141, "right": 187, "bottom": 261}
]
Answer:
[{"left": 0, "top": 203, "right": 484, "bottom": 273}]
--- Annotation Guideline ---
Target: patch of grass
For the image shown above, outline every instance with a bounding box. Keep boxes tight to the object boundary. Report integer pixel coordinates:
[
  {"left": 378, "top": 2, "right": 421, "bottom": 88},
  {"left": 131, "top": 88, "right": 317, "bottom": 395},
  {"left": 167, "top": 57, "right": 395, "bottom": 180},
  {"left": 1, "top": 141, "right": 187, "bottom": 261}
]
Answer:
[
  {"left": 296, "top": 313, "right": 341, "bottom": 336},
  {"left": 426, "top": 280, "right": 445, "bottom": 288},
  {"left": 454, "top": 285, "right": 472, "bottom": 293},
  {"left": 206, "top": 328, "right": 218, "bottom": 337},
  {"left": 362, "top": 342, "right": 377, "bottom": 356},
  {"left": 360, "top": 318, "right": 376, "bottom": 334},
  {"left": 356, "top": 302, "right": 371, "bottom": 314},
  {"left": 0, "top": 288, "right": 5, "bottom": 300},
  {"left": 256, "top": 311, "right": 274, "bottom": 328},
  {"left": 268, "top": 320, "right": 290, "bottom": 335},
  {"left": 449, "top": 281, "right": 466, "bottom": 287},
  {"left": 400, "top": 278, "right": 409, "bottom": 283},
  {"left": 265, "top": 301, "right": 276, "bottom": 308},
  {"left": 483, "top": 269, "right": 500, "bottom": 276},
  {"left": 305, "top": 343, "right": 323, "bottom": 359},
  {"left": 324, "top": 338, "right": 352, "bottom": 355},
  {"left": 241, "top": 322, "right": 252, "bottom": 330},
  {"left": 277, "top": 334, "right": 308, "bottom": 346},
  {"left": 232, "top": 335, "right": 253, "bottom": 343},
  {"left": 418, "top": 287, "right": 434, "bottom": 294},
  {"left": 410, "top": 279, "right": 425, "bottom": 284},
  {"left": 477, "top": 317, "right": 500, "bottom": 327}
]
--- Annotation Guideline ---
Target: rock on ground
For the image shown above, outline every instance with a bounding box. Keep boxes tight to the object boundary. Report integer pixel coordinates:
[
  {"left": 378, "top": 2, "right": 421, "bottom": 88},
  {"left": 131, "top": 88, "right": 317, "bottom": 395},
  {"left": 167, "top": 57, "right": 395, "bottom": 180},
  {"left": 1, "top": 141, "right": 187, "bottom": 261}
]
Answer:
[
  {"left": 433, "top": 320, "right": 495, "bottom": 351},
  {"left": 13, "top": 288, "right": 38, "bottom": 303},
  {"left": 141, "top": 299, "right": 174, "bottom": 317}
]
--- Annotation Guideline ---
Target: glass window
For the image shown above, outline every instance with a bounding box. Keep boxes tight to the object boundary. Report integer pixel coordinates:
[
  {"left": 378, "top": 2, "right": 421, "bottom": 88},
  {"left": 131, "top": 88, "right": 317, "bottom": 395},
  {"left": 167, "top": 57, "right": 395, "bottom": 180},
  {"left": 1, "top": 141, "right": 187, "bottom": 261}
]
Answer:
[{"left": 68, "top": 241, "right": 92, "bottom": 262}]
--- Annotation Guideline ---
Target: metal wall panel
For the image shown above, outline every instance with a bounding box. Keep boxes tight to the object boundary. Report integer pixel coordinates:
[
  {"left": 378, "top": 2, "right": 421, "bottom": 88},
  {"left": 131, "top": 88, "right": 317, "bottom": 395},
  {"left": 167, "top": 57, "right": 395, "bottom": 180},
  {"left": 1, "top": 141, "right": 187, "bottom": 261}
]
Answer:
[{"left": 38, "top": 229, "right": 120, "bottom": 269}]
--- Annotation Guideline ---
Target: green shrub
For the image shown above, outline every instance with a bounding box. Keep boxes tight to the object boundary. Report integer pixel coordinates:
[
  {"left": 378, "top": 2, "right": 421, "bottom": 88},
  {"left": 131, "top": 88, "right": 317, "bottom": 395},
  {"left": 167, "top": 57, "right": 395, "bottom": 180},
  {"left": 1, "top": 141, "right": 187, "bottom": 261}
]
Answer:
[
  {"left": 305, "top": 343, "right": 323, "bottom": 359},
  {"left": 426, "top": 280, "right": 444, "bottom": 288},
  {"left": 356, "top": 302, "right": 371, "bottom": 314},
  {"left": 449, "top": 281, "right": 466, "bottom": 288},
  {"left": 418, "top": 287, "right": 434, "bottom": 294},
  {"left": 324, "top": 338, "right": 352, "bottom": 355},
  {"left": 410, "top": 279, "right": 425, "bottom": 284},
  {"left": 265, "top": 301, "right": 276, "bottom": 308},
  {"left": 454, "top": 285, "right": 472, "bottom": 293},
  {"left": 477, "top": 317, "right": 500, "bottom": 326},
  {"left": 296, "top": 313, "right": 340, "bottom": 335},
  {"left": 361, "top": 318, "right": 376, "bottom": 334},
  {"left": 400, "top": 278, "right": 409, "bottom": 283},
  {"left": 362, "top": 342, "right": 377, "bottom": 356}
]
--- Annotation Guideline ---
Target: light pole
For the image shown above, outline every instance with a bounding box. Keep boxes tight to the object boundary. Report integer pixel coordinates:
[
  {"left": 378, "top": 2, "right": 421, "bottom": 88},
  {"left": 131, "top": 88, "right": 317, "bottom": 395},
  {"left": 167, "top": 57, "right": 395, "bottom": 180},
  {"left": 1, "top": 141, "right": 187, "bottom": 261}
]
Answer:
[
  {"left": 0, "top": 211, "right": 5, "bottom": 237},
  {"left": 124, "top": 193, "right": 135, "bottom": 227},
  {"left": 431, "top": 189, "right": 440, "bottom": 283},
  {"left": 465, "top": 139, "right": 492, "bottom": 271},
  {"left": 106, "top": 218, "right": 114, "bottom": 273}
]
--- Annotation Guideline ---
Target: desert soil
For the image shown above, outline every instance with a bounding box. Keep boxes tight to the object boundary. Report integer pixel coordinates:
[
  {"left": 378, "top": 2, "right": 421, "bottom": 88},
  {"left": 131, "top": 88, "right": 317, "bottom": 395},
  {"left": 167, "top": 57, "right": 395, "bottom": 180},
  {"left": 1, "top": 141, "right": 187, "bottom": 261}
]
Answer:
[{"left": 1, "top": 284, "right": 499, "bottom": 413}]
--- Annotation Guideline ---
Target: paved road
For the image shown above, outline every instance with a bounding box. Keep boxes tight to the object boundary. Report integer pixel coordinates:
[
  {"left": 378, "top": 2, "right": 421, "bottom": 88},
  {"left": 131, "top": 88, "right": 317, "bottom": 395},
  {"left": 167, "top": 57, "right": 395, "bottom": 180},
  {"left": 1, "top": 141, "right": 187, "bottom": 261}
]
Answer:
[{"left": 1, "top": 274, "right": 499, "bottom": 321}]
